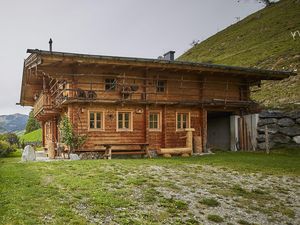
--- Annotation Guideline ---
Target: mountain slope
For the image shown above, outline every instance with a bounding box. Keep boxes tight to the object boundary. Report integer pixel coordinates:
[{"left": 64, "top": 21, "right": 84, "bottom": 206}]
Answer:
[
  {"left": 0, "top": 114, "right": 28, "bottom": 133},
  {"left": 178, "top": 0, "right": 300, "bottom": 108}
]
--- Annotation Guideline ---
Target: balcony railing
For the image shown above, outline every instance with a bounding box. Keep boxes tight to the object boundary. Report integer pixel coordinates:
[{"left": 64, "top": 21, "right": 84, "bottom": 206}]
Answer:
[{"left": 33, "top": 92, "right": 52, "bottom": 117}]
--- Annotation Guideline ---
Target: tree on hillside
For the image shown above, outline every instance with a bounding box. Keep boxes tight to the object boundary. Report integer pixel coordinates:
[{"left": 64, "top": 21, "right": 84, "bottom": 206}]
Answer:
[
  {"left": 260, "top": 0, "right": 273, "bottom": 6},
  {"left": 25, "top": 110, "right": 41, "bottom": 134},
  {"left": 238, "top": 0, "right": 275, "bottom": 7},
  {"left": 5, "top": 133, "right": 19, "bottom": 146}
]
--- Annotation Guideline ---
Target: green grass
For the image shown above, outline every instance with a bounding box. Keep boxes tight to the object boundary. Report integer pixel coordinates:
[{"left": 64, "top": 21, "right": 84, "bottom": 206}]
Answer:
[
  {"left": 200, "top": 197, "right": 220, "bottom": 207},
  {"left": 207, "top": 214, "right": 224, "bottom": 223},
  {"left": 20, "top": 128, "right": 42, "bottom": 143},
  {"left": 0, "top": 149, "right": 299, "bottom": 224},
  {"left": 195, "top": 148, "right": 300, "bottom": 175},
  {"left": 178, "top": 0, "right": 300, "bottom": 108}
]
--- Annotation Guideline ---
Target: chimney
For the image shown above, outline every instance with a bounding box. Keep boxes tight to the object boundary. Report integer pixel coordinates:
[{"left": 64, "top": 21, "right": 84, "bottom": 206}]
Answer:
[
  {"left": 49, "top": 38, "right": 53, "bottom": 52},
  {"left": 163, "top": 51, "right": 175, "bottom": 61}
]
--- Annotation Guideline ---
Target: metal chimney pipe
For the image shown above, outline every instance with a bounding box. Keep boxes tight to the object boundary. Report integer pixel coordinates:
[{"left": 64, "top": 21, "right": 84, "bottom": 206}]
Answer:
[{"left": 49, "top": 38, "right": 53, "bottom": 52}]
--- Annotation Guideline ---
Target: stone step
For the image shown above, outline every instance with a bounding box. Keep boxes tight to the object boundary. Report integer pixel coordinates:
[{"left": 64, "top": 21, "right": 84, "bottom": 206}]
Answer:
[{"left": 35, "top": 151, "right": 48, "bottom": 157}]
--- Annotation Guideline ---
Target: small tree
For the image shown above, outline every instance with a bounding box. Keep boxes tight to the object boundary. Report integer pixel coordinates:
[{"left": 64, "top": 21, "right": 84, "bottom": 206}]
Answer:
[
  {"left": 59, "top": 116, "right": 87, "bottom": 155},
  {"left": 5, "top": 133, "right": 19, "bottom": 146},
  {"left": 25, "top": 110, "right": 41, "bottom": 134}
]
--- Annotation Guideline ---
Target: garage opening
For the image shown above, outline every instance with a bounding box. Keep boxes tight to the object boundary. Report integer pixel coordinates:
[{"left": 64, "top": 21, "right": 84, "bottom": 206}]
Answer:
[{"left": 207, "top": 111, "right": 232, "bottom": 150}]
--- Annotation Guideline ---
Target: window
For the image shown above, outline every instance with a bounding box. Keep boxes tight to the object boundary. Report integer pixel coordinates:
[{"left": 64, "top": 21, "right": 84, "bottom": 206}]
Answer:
[
  {"left": 117, "top": 112, "right": 132, "bottom": 131},
  {"left": 149, "top": 111, "right": 161, "bottom": 131},
  {"left": 105, "top": 78, "right": 116, "bottom": 91},
  {"left": 89, "top": 111, "right": 104, "bottom": 130},
  {"left": 156, "top": 80, "right": 166, "bottom": 93},
  {"left": 176, "top": 112, "right": 190, "bottom": 130}
]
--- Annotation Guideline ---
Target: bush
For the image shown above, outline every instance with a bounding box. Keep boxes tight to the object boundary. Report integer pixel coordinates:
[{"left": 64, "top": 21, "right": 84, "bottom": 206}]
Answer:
[
  {"left": 200, "top": 198, "right": 220, "bottom": 207},
  {"left": 59, "top": 116, "right": 87, "bottom": 153},
  {"left": 0, "top": 140, "right": 17, "bottom": 157},
  {"left": 0, "top": 133, "right": 20, "bottom": 147},
  {"left": 207, "top": 214, "right": 224, "bottom": 223}
]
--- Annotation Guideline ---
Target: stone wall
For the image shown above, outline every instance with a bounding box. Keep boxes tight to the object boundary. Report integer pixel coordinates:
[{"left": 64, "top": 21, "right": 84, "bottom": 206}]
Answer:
[{"left": 257, "top": 110, "right": 300, "bottom": 149}]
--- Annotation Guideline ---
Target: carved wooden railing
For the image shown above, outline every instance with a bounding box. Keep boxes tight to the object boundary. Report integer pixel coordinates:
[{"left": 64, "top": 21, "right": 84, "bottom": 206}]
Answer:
[{"left": 33, "top": 92, "right": 52, "bottom": 117}]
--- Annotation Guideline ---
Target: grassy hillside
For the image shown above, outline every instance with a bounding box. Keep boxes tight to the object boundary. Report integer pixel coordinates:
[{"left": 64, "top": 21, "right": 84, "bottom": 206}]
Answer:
[
  {"left": 20, "top": 129, "right": 42, "bottom": 143},
  {"left": 178, "top": 0, "right": 300, "bottom": 109}
]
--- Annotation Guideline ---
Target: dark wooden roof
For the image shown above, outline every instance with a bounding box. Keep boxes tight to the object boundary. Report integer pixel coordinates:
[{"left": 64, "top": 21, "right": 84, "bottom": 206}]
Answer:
[
  {"left": 26, "top": 49, "right": 295, "bottom": 79},
  {"left": 19, "top": 49, "right": 296, "bottom": 106}
]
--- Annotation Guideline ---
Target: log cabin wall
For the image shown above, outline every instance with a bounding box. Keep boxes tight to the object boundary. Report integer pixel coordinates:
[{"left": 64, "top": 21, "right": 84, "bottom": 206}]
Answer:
[
  {"left": 66, "top": 103, "right": 204, "bottom": 151},
  {"left": 37, "top": 70, "right": 246, "bottom": 152},
  {"left": 202, "top": 75, "right": 241, "bottom": 101},
  {"left": 70, "top": 104, "right": 146, "bottom": 150},
  {"left": 70, "top": 72, "right": 203, "bottom": 103}
]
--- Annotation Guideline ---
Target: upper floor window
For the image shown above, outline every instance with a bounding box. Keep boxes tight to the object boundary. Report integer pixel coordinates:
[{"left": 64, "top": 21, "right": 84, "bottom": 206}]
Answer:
[
  {"left": 176, "top": 112, "right": 190, "bottom": 131},
  {"left": 105, "top": 78, "right": 116, "bottom": 91},
  {"left": 117, "top": 111, "right": 132, "bottom": 131},
  {"left": 149, "top": 111, "right": 161, "bottom": 131},
  {"left": 156, "top": 80, "right": 166, "bottom": 93},
  {"left": 89, "top": 111, "right": 104, "bottom": 130}
]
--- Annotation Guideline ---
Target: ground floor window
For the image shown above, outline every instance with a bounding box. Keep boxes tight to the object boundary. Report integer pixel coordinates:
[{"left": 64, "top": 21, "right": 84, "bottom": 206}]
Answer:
[
  {"left": 117, "top": 111, "right": 132, "bottom": 131},
  {"left": 149, "top": 111, "right": 161, "bottom": 131},
  {"left": 176, "top": 112, "right": 190, "bottom": 131},
  {"left": 89, "top": 111, "right": 104, "bottom": 130}
]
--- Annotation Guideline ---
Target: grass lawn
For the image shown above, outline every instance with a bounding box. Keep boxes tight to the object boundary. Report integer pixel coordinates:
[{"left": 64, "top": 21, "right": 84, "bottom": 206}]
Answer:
[
  {"left": 19, "top": 129, "right": 42, "bottom": 143},
  {"left": 0, "top": 148, "right": 299, "bottom": 224}
]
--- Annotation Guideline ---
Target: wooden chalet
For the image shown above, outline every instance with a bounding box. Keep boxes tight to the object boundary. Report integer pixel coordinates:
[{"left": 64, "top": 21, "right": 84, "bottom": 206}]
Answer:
[{"left": 19, "top": 49, "right": 293, "bottom": 157}]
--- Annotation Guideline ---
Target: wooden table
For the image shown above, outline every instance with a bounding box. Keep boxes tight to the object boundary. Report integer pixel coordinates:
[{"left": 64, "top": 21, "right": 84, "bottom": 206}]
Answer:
[{"left": 100, "top": 143, "right": 150, "bottom": 159}]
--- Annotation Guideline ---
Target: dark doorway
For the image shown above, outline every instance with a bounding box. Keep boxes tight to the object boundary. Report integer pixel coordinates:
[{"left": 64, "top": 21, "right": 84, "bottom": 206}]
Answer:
[{"left": 207, "top": 111, "right": 232, "bottom": 150}]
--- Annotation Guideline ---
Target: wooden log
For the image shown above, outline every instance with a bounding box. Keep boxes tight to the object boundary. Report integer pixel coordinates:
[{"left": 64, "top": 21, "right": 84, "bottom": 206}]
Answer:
[
  {"left": 158, "top": 147, "right": 192, "bottom": 155},
  {"left": 48, "top": 142, "right": 55, "bottom": 159}
]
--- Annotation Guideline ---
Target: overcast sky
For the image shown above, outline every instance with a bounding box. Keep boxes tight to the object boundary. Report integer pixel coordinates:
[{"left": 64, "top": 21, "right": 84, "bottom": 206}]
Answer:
[{"left": 0, "top": 0, "right": 264, "bottom": 115}]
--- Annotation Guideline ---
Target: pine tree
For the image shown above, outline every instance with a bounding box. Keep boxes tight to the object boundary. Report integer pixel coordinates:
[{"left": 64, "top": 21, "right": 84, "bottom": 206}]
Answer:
[{"left": 25, "top": 110, "right": 41, "bottom": 134}]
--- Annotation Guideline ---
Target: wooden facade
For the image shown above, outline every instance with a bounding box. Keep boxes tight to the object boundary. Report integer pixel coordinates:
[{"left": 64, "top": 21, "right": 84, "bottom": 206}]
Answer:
[{"left": 19, "top": 49, "right": 293, "bottom": 154}]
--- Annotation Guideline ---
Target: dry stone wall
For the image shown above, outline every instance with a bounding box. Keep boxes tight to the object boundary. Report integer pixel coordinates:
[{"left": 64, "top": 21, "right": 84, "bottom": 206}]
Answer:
[{"left": 257, "top": 110, "right": 300, "bottom": 149}]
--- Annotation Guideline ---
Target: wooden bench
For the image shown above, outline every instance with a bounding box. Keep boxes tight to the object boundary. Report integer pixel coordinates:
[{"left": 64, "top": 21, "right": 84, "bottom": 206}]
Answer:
[{"left": 97, "top": 143, "right": 150, "bottom": 159}]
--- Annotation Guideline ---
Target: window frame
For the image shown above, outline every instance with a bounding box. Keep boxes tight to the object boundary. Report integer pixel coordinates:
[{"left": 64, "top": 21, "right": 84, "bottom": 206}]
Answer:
[
  {"left": 148, "top": 111, "right": 162, "bottom": 132},
  {"left": 88, "top": 110, "right": 105, "bottom": 131},
  {"left": 176, "top": 112, "right": 190, "bottom": 131},
  {"left": 116, "top": 111, "right": 133, "bottom": 132},
  {"left": 104, "top": 78, "right": 117, "bottom": 91},
  {"left": 156, "top": 80, "right": 167, "bottom": 93}
]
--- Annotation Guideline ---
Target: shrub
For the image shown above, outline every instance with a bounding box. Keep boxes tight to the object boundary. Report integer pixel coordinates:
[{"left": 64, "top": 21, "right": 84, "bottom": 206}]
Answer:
[
  {"left": 0, "top": 140, "right": 17, "bottom": 157},
  {"left": 207, "top": 214, "right": 224, "bottom": 223},
  {"left": 200, "top": 198, "right": 220, "bottom": 207},
  {"left": 0, "top": 133, "right": 20, "bottom": 147},
  {"left": 59, "top": 116, "right": 87, "bottom": 153}
]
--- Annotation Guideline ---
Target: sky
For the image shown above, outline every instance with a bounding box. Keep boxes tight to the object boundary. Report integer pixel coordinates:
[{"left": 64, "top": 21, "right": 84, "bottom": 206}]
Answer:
[{"left": 0, "top": 0, "right": 264, "bottom": 116}]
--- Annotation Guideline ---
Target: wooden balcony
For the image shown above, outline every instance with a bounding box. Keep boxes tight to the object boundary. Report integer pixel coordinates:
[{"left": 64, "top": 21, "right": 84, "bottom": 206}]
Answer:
[{"left": 33, "top": 92, "right": 58, "bottom": 120}]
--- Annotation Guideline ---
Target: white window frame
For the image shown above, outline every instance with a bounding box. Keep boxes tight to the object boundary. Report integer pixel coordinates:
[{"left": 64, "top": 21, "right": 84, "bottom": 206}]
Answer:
[
  {"left": 116, "top": 111, "right": 133, "bottom": 132},
  {"left": 149, "top": 111, "right": 162, "bottom": 132},
  {"left": 88, "top": 110, "right": 105, "bottom": 131},
  {"left": 176, "top": 112, "right": 190, "bottom": 131}
]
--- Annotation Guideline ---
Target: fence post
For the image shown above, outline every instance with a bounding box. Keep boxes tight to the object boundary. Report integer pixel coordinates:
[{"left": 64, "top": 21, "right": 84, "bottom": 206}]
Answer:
[{"left": 265, "top": 125, "right": 269, "bottom": 154}]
